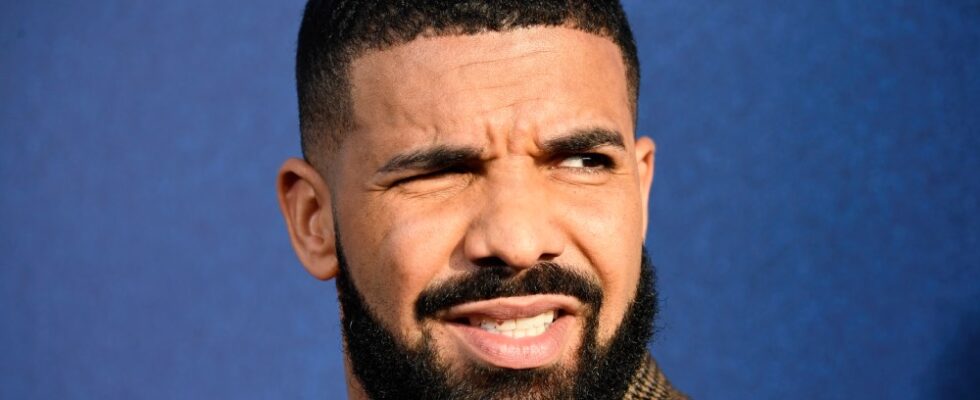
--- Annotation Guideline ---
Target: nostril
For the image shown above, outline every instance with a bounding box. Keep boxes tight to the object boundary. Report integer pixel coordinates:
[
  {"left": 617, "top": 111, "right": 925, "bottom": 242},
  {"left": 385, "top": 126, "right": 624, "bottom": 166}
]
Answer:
[
  {"left": 538, "top": 252, "right": 559, "bottom": 262},
  {"left": 473, "top": 254, "right": 560, "bottom": 270},
  {"left": 473, "top": 256, "right": 508, "bottom": 268}
]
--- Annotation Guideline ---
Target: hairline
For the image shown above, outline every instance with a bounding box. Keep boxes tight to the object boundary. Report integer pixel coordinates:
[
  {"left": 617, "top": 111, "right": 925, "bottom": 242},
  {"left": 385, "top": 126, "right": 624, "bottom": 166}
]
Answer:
[{"left": 301, "top": 24, "right": 639, "bottom": 173}]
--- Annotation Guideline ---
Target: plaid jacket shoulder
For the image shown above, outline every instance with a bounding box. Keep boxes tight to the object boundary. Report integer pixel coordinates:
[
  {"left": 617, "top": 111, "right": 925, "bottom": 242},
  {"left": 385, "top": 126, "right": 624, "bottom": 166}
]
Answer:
[{"left": 622, "top": 354, "right": 688, "bottom": 400}]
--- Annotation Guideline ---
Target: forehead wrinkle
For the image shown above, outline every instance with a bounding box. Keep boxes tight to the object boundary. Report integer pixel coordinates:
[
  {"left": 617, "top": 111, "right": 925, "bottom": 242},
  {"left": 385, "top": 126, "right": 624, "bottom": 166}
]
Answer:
[
  {"left": 437, "top": 45, "right": 558, "bottom": 92},
  {"left": 448, "top": 64, "right": 560, "bottom": 99},
  {"left": 440, "top": 48, "right": 557, "bottom": 75}
]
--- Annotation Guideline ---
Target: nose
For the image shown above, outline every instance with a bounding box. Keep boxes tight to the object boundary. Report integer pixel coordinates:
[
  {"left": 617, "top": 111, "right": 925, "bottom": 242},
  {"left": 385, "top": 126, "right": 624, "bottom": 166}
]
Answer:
[{"left": 462, "top": 170, "right": 565, "bottom": 269}]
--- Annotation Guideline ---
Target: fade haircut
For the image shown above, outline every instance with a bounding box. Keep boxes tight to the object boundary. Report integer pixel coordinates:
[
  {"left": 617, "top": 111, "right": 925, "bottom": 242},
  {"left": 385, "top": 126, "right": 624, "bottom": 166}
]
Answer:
[{"left": 296, "top": 0, "right": 640, "bottom": 166}]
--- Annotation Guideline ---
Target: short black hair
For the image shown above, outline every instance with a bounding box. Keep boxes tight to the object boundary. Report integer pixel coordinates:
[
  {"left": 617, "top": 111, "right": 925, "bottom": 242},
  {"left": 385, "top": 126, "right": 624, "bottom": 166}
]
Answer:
[{"left": 296, "top": 0, "right": 639, "bottom": 166}]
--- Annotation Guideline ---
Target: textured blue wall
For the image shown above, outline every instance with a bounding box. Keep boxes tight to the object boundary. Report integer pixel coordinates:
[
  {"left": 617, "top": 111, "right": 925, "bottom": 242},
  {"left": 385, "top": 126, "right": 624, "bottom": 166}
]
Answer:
[{"left": 2, "top": 1, "right": 978, "bottom": 399}]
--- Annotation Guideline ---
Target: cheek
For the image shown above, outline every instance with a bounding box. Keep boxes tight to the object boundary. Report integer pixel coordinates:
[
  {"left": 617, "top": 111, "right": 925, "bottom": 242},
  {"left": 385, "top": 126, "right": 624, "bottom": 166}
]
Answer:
[
  {"left": 342, "top": 195, "right": 473, "bottom": 342},
  {"left": 557, "top": 183, "right": 645, "bottom": 342}
]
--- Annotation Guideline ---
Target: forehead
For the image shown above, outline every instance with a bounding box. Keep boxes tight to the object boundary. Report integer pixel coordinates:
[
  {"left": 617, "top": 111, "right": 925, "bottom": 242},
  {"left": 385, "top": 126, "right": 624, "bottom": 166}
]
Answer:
[{"left": 345, "top": 27, "right": 632, "bottom": 160}]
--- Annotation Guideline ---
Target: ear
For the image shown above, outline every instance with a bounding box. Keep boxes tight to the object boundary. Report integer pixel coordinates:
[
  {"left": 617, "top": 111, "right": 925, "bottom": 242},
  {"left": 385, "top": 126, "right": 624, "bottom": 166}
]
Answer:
[
  {"left": 634, "top": 136, "right": 656, "bottom": 239},
  {"left": 276, "top": 157, "right": 339, "bottom": 280}
]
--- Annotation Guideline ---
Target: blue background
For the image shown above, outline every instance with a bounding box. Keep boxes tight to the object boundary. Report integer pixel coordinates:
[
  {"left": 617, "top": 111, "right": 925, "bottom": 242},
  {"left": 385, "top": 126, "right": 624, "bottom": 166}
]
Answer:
[{"left": 2, "top": 1, "right": 978, "bottom": 398}]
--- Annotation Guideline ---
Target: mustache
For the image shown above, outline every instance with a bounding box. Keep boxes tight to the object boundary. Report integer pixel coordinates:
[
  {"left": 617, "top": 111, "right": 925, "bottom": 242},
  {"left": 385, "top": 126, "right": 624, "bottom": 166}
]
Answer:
[{"left": 414, "top": 262, "right": 603, "bottom": 321}]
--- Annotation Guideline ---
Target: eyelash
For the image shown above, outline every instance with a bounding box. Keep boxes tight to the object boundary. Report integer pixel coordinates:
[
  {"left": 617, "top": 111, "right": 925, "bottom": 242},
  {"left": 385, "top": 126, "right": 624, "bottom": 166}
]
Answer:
[
  {"left": 556, "top": 153, "right": 616, "bottom": 172},
  {"left": 391, "top": 165, "right": 471, "bottom": 186},
  {"left": 391, "top": 153, "right": 615, "bottom": 186}
]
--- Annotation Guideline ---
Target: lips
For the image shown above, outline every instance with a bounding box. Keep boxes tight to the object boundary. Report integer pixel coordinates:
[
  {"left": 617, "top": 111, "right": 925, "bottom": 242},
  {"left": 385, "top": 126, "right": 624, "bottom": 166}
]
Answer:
[{"left": 438, "top": 294, "right": 582, "bottom": 370}]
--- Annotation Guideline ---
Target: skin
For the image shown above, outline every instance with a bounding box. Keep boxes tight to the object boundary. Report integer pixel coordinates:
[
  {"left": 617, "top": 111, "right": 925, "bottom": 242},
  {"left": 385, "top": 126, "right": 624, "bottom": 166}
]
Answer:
[{"left": 277, "top": 27, "right": 655, "bottom": 399}]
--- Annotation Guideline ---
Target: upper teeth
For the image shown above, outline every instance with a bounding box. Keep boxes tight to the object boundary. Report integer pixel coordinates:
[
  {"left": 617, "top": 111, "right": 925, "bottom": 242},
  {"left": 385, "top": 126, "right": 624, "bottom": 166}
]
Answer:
[{"left": 469, "top": 310, "right": 557, "bottom": 338}]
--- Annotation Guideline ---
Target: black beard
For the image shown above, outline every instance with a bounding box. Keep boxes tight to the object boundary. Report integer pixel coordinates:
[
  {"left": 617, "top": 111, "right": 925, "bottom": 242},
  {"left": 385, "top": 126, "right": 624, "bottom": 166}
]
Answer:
[{"left": 335, "top": 241, "right": 658, "bottom": 400}]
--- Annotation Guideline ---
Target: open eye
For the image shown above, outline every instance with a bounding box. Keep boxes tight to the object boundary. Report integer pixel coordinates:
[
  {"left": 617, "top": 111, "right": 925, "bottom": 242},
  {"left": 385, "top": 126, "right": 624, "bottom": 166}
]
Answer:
[{"left": 557, "top": 153, "right": 614, "bottom": 170}]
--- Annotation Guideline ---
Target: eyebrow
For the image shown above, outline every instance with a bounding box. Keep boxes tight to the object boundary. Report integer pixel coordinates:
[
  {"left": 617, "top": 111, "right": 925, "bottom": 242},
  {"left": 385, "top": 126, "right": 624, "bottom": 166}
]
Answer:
[
  {"left": 377, "top": 145, "right": 483, "bottom": 173},
  {"left": 376, "top": 128, "right": 625, "bottom": 174},
  {"left": 542, "top": 127, "right": 626, "bottom": 154}
]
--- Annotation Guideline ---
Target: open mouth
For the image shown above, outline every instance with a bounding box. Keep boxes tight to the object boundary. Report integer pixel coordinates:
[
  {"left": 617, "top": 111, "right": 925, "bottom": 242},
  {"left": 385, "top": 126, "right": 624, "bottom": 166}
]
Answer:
[
  {"left": 452, "top": 309, "right": 563, "bottom": 338},
  {"left": 469, "top": 310, "right": 558, "bottom": 338},
  {"left": 437, "top": 295, "right": 581, "bottom": 369}
]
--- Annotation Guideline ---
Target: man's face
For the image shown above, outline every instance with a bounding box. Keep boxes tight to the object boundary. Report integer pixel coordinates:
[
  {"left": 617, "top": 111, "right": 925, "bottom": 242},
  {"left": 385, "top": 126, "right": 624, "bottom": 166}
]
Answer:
[{"left": 316, "top": 27, "right": 655, "bottom": 398}]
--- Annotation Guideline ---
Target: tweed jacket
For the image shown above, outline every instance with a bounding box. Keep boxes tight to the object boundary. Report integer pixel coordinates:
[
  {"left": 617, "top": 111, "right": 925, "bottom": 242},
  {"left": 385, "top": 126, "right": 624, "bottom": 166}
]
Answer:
[{"left": 622, "top": 354, "right": 688, "bottom": 400}]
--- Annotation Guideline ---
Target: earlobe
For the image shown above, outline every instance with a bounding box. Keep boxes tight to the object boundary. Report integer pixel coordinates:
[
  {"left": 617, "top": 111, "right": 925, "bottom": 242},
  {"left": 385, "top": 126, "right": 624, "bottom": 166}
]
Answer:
[
  {"left": 276, "top": 158, "right": 339, "bottom": 280},
  {"left": 634, "top": 136, "right": 656, "bottom": 239}
]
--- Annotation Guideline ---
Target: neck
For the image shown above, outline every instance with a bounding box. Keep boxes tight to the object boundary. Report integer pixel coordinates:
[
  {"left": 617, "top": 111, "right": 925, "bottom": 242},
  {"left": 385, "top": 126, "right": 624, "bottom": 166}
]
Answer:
[{"left": 343, "top": 357, "right": 370, "bottom": 400}]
